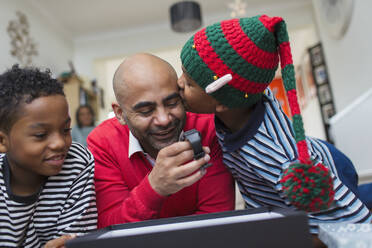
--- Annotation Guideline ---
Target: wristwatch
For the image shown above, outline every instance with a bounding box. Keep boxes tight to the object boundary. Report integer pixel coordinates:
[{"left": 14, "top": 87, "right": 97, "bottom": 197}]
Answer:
[
  {"left": 183, "top": 129, "right": 212, "bottom": 169},
  {"left": 183, "top": 129, "right": 204, "bottom": 159}
]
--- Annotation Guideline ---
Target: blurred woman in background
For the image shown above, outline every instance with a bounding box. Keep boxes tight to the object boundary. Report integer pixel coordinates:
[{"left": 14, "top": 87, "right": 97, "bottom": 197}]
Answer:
[{"left": 72, "top": 105, "right": 96, "bottom": 146}]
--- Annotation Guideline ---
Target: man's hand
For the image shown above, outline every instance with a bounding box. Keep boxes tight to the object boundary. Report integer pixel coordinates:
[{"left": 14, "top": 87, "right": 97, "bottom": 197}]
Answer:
[
  {"left": 148, "top": 141, "right": 211, "bottom": 196},
  {"left": 43, "top": 234, "right": 76, "bottom": 248},
  {"left": 312, "top": 234, "right": 327, "bottom": 248}
]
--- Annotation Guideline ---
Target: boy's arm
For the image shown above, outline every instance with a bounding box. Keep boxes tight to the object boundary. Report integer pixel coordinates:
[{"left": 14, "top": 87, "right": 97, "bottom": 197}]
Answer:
[
  {"left": 57, "top": 145, "right": 97, "bottom": 236},
  {"left": 195, "top": 134, "right": 235, "bottom": 213}
]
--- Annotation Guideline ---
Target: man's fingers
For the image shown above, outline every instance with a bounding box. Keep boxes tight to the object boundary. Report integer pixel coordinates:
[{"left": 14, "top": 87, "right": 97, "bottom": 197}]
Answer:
[
  {"left": 202, "top": 146, "right": 210, "bottom": 154},
  {"left": 150, "top": 141, "right": 211, "bottom": 196},
  {"left": 44, "top": 234, "right": 76, "bottom": 248},
  {"left": 176, "top": 153, "right": 211, "bottom": 178},
  {"left": 162, "top": 144, "right": 211, "bottom": 167},
  {"left": 160, "top": 141, "right": 210, "bottom": 156},
  {"left": 177, "top": 167, "right": 207, "bottom": 188},
  {"left": 158, "top": 141, "right": 211, "bottom": 166},
  {"left": 160, "top": 141, "right": 192, "bottom": 157},
  {"left": 157, "top": 144, "right": 194, "bottom": 169}
]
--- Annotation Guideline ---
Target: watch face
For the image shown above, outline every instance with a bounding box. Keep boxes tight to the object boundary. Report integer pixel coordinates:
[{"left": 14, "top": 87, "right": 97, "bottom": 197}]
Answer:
[
  {"left": 183, "top": 129, "right": 203, "bottom": 156},
  {"left": 320, "top": 0, "right": 354, "bottom": 39}
]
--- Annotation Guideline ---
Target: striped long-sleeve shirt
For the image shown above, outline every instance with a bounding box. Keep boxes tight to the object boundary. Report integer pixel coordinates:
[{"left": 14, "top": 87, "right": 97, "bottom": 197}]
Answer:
[
  {"left": 215, "top": 89, "right": 372, "bottom": 233},
  {"left": 0, "top": 142, "right": 97, "bottom": 247}
]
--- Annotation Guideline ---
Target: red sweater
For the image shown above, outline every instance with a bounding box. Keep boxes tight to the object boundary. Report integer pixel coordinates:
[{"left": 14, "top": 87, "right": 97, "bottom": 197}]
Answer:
[{"left": 87, "top": 113, "right": 235, "bottom": 228}]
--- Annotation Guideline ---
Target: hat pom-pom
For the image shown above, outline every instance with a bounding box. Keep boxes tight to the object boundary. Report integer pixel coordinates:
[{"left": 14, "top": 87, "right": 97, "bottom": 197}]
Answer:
[{"left": 280, "top": 162, "right": 334, "bottom": 212}]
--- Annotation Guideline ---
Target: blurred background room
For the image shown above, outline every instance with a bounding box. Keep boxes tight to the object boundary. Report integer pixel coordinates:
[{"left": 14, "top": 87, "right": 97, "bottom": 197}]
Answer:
[{"left": 1, "top": 0, "right": 371, "bottom": 189}]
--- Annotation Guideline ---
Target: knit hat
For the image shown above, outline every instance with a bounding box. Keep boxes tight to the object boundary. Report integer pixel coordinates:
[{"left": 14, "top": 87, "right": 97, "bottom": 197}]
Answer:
[{"left": 181, "top": 15, "right": 335, "bottom": 212}]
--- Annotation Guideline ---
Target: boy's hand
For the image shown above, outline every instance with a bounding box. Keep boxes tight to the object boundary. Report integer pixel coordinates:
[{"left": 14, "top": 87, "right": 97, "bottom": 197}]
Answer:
[
  {"left": 43, "top": 234, "right": 76, "bottom": 248},
  {"left": 148, "top": 141, "right": 210, "bottom": 196}
]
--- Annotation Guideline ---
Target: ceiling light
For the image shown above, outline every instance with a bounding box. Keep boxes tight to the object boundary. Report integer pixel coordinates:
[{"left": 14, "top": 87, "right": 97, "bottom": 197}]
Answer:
[{"left": 170, "top": 1, "right": 202, "bottom": 32}]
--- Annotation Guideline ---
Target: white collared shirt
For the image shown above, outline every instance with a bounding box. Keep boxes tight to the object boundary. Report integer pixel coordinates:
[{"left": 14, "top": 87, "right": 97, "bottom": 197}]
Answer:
[
  {"left": 128, "top": 130, "right": 184, "bottom": 166},
  {"left": 128, "top": 131, "right": 156, "bottom": 166}
]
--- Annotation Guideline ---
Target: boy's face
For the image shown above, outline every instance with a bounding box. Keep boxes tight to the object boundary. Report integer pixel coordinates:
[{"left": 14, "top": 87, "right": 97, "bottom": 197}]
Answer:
[
  {"left": 178, "top": 67, "right": 219, "bottom": 114},
  {"left": 0, "top": 95, "right": 72, "bottom": 179}
]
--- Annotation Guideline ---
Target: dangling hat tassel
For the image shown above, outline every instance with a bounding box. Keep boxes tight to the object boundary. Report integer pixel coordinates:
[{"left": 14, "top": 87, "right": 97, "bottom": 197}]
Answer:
[{"left": 273, "top": 19, "right": 335, "bottom": 212}]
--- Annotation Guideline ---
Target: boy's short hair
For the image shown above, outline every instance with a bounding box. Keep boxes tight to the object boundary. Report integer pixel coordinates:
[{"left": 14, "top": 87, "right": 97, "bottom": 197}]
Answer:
[{"left": 0, "top": 64, "right": 64, "bottom": 133}]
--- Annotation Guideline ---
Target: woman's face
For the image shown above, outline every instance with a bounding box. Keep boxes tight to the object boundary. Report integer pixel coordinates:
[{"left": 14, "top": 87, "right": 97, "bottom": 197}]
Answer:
[{"left": 78, "top": 107, "right": 93, "bottom": 127}]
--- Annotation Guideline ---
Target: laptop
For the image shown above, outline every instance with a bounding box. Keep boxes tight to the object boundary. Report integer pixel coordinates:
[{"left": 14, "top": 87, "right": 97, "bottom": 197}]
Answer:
[{"left": 66, "top": 207, "right": 313, "bottom": 248}]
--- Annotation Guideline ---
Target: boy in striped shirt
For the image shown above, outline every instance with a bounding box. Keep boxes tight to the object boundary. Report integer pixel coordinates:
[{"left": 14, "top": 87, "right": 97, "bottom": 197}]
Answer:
[
  {"left": 0, "top": 65, "right": 97, "bottom": 247},
  {"left": 177, "top": 15, "right": 372, "bottom": 247}
]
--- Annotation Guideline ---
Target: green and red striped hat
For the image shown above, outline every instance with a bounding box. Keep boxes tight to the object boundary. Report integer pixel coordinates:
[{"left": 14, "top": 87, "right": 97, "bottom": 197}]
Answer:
[{"left": 181, "top": 15, "right": 335, "bottom": 212}]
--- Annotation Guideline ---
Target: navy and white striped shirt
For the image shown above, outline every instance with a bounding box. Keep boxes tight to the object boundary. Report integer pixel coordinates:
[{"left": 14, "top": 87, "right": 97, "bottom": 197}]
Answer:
[
  {"left": 0, "top": 142, "right": 97, "bottom": 247},
  {"left": 215, "top": 89, "right": 372, "bottom": 233}
]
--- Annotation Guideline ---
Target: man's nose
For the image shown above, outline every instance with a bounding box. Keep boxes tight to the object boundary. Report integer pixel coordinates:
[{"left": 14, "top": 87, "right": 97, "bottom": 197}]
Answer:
[{"left": 154, "top": 107, "right": 172, "bottom": 127}]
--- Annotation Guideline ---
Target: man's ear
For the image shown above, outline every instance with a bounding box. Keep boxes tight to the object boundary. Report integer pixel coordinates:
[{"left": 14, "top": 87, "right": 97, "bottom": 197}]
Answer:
[
  {"left": 112, "top": 102, "right": 126, "bottom": 125},
  {"left": 215, "top": 103, "right": 229, "bottom": 113},
  {"left": 0, "top": 131, "right": 9, "bottom": 153}
]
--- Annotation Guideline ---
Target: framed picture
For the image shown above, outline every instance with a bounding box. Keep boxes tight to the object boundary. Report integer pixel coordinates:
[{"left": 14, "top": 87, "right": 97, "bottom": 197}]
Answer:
[
  {"left": 321, "top": 103, "right": 336, "bottom": 123},
  {"left": 314, "top": 65, "right": 328, "bottom": 85},
  {"left": 309, "top": 45, "right": 323, "bottom": 67},
  {"left": 318, "top": 84, "right": 333, "bottom": 105},
  {"left": 308, "top": 43, "right": 335, "bottom": 143}
]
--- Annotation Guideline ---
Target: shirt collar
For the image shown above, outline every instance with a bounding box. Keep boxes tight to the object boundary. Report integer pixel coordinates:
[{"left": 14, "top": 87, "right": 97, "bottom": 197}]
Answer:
[
  {"left": 128, "top": 130, "right": 185, "bottom": 159},
  {"left": 215, "top": 97, "right": 266, "bottom": 152},
  {"left": 2, "top": 155, "right": 41, "bottom": 204},
  {"left": 128, "top": 131, "right": 144, "bottom": 158}
]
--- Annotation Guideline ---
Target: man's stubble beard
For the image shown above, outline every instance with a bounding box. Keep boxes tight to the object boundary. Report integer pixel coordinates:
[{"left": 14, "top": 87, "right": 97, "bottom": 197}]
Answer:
[
  {"left": 146, "top": 112, "right": 186, "bottom": 152},
  {"left": 124, "top": 111, "right": 187, "bottom": 157}
]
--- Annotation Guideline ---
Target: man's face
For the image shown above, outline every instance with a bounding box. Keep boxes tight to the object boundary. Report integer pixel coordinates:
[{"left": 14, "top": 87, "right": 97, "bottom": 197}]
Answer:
[
  {"left": 178, "top": 67, "right": 219, "bottom": 114},
  {"left": 118, "top": 74, "right": 186, "bottom": 157},
  {"left": 2, "top": 95, "right": 72, "bottom": 180}
]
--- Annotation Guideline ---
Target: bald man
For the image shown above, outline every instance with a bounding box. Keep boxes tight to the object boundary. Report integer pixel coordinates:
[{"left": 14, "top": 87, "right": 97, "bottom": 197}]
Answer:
[{"left": 87, "top": 53, "right": 235, "bottom": 228}]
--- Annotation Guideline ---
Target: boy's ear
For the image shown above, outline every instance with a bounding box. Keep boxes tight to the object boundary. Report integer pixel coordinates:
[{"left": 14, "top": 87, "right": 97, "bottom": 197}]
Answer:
[
  {"left": 215, "top": 103, "right": 229, "bottom": 113},
  {"left": 0, "top": 131, "right": 9, "bottom": 153},
  {"left": 112, "top": 102, "right": 126, "bottom": 125}
]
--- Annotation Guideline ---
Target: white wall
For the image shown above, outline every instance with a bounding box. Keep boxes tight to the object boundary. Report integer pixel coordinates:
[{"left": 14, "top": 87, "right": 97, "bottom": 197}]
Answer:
[
  {"left": 311, "top": 0, "right": 372, "bottom": 111},
  {"left": 329, "top": 88, "right": 372, "bottom": 183},
  {"left": 312, "top": 1, "right": 372, "bottom": 182},
  {"left": 74, "top": 23, "right": 189, "bottom": 80},
  {"left": 73, "top": 2, "right": 315, "bottom": 78},
  {"left": 93, "top": 48, "right": 183, "bottom": 122},
  {"left": 0, "top": 0, "right": 73, "bottom": 76},
  {"left": 290, "top": 26, "right": 326, "bottom": 140}
]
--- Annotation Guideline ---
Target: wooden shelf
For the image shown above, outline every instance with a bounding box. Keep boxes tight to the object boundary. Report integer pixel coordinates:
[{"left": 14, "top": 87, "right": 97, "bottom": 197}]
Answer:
[{"left": 61, "top": 74, "right": 98, "bottom": 126}]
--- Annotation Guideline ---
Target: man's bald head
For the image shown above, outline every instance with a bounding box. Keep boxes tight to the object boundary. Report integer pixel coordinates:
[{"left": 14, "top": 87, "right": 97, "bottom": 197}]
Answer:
[
  {"left": 113, "top": 53, "right": 178, "bottom": 105},
  {"left": 111, "top": 53, "right": 185, "bottom": 158}
]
